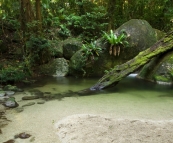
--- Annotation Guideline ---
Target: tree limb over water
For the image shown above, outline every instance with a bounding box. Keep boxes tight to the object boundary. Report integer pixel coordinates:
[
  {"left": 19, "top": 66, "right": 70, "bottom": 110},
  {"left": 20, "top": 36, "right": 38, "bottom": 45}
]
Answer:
[{"left": 89, "top": 31, "right": 173, "bottom": 90}]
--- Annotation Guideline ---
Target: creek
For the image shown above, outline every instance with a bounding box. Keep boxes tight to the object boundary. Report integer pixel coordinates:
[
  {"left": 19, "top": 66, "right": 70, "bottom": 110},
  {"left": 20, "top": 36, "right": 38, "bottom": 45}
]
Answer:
[{"left": 1, "top": 76, "right": 173, "bottom": 143}]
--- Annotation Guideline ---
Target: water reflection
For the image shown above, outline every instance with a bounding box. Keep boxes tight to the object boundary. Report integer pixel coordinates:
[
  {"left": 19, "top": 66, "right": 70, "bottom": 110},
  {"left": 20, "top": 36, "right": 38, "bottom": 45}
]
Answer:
[{"left": 20, "top": 76, "right": 173, "bottom": 101}]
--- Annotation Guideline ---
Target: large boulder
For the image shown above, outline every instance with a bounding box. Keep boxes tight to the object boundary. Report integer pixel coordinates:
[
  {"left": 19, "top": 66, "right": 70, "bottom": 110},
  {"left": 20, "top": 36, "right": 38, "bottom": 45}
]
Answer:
[
  {"left": 69, "top": 19, "right": 158, "bottom": 77},
  {"left": 38, "top": 58, "right": 69, "bottom": 77},
  {"left": 50, "top": 40, "right": 63, "bottom": 58},
  {"left": 63, "top": 38, "right": 82, "bottom": 60},
  {"left": 138, "top": 52, "right": 173, "bottom": 85}
]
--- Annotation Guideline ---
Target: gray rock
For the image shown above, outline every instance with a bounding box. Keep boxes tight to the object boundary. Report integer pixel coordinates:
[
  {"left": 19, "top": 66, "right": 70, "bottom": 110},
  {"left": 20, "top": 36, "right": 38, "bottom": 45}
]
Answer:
[
  {"left": 15, "top": 107, "right": 24, "bottom": 113},
  {"left": 37, "top": 101, "right": 45, "bottom": 104},
  {"left": 3, "top": 97, "right": 19, "bottom": 108},
  {"left": 0, "top": 91, "right": 5, "bottom": 97},
  {"left": 138, "top": 47, "right": 173, "bottom": 84},
  {"left": 51, "top": 40, "right": 63, "bottom": 58},
  {"left": 5, "top": 91, "right": 15, "bottom": 96},
  {"left": 3, "top": 85, "right": 23, "bottom": 92},
  {"left": 22, "top": 102, "right": 35, "bottom": 107},
  {"left": 22, "top": 95, "right": 40, "bottom": 100},
  {"left": 63, "top": 38, "right": 82, "bottom": 60},
  {"left": 38, "top": 58, "right": 69, "bottom": 77},
  {"left": 69, "top": 19, "right": 158, "bottom": 77}
]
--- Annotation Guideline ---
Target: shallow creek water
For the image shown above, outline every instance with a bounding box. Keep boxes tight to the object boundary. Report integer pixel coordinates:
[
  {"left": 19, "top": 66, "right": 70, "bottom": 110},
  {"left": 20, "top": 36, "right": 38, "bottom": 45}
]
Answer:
[{"left": 1, "top": 76, "right": 173, "bottom": 143}]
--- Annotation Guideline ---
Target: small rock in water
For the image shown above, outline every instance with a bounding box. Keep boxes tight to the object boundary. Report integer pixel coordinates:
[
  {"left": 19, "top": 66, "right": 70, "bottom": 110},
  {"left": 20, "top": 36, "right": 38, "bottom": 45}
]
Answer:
[
  {"left": 15, "top": 107, "right": 24, "bottom": 113},
  {"left": 3, "top": 139, "right": 15, "bottom": 143},
  {"left": 44, "top": 92, "right": 51, "bottom": 94},
  {"left": 22, "top": 102, "right": 35, "bottom": 107},
  {"left": 0, "top": 91, "right": 5, "bottom": 97},
  {"left": 3, "top": 97, "right": 19, "bottom": 108},
  {"left": 29, "top": 136, "right": 35, "bottom": 142},
  {"left": 14, "top": 132, "right": 31, "bottom": 139},
  {"left": 22, "top": 95, "right": 40, "bottom": 100},
  {"left": 37, "top": 101, "right": 45, "bottom": 104},
  {"left": 5, "top": 91, "right": 15, "bottom": 96}
]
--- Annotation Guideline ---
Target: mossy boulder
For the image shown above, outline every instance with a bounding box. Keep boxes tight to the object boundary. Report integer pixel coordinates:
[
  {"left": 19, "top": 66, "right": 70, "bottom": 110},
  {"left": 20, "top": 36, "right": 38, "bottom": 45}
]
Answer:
[
  {"left": 38, "top": 58, "right": 69, "bottom": 77},
  {"left": 51, "top": 40, "right": 63, "bottom": 58},
  {"left": 138, "top": 52, "right": 173, "bottom": 84},
  {"left": 69, "top": 19, "right": 158, "bottom": 77},
  {"left": 114, "top": 19, "right": 157, "bottom": 59},
  {"left": 69, "top": 50, "right": 88, "bottom": 76},
  {"left": 63, "top": 38, "right": 82, "bottom": 60},
  {"left": 153, "top": 54, "right": 173, "bottom": 84}
]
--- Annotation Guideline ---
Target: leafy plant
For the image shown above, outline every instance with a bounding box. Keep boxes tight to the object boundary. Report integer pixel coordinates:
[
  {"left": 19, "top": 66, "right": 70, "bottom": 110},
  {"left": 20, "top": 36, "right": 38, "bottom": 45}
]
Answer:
[
  {"left": 58, "top": 25, "right": 71, "bottom": 40},
  {"left": 82, "top": 41, "right": 102, "bottom": 60},
  {"left": 0, "top": 65, "right": 28, "bottom": 83},
  {"left": 103, "top": 30, "right": 129, "bottom": 56},
  {"left": 25, "top": 35, "right": 51, "bottom": 66}
]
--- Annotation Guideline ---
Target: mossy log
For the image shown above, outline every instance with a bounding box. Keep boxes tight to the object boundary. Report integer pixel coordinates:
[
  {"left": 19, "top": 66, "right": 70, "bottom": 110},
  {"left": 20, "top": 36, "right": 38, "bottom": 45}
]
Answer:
[{"left": 90, "top": 31, "right": 173, "bottom": 90}]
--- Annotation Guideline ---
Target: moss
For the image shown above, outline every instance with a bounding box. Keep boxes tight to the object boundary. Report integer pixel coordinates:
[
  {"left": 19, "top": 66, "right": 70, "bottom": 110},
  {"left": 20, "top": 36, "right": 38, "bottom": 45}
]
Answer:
[{"left": 154, "top": 75, "right": 172, "bottom": 82}]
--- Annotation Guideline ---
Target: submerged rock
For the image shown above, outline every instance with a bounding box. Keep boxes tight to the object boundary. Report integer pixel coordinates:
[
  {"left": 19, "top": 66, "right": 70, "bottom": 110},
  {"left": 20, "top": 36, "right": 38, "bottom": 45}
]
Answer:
[
  {"left": 37, "top": 101, "right": 45, "bottom": 104},
  {"left": 14, "top": 132, "right": 31, "bottom": 139},
  {"left": 22, "top": 102, "right": 35, "bottom": 107},
  {"left": 15, "top": 107, "right": 24, "bottom": 113},
  {"left": 3, "top": 139, "right": 15, "bottom": 143},
  {"left": 3, "top": 97, "right": 19, "bottom": 108},
  {"left": 22, "top": 95, "right": 40, "bottom": 100}
]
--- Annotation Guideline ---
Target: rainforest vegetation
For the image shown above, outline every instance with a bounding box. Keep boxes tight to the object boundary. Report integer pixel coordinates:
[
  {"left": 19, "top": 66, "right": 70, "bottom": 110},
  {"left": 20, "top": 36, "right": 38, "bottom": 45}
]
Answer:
[{"left": 0, "top": 0, "right": 173, "bottom": 83}]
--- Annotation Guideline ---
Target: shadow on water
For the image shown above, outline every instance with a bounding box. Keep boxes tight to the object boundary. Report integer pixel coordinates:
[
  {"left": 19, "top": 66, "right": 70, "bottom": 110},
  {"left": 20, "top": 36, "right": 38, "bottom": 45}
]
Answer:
[
  {"left": 20, "top": 76, "right": 103, "bottom": 101},
  {"left": 19, "top": 76, "right": 173, "bottom": 101},
  {"left": 107, "top": 76, "right": 173, "bottom": 98}
]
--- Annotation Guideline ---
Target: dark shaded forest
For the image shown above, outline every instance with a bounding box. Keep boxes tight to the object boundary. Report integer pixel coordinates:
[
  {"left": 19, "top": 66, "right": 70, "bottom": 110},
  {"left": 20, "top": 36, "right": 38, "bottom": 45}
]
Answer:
[{"left": 0, "top": 0, "right": 173, "bottom": 83}]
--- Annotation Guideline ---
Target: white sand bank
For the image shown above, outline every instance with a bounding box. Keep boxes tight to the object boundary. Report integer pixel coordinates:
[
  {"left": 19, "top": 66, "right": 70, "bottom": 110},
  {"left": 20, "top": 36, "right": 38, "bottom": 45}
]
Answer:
[
  {"left": 1, "top": 90, "right": 173, "bottom": 143},
  {"left": 56, "top": 114, "right": 173, "bottom": 143}
]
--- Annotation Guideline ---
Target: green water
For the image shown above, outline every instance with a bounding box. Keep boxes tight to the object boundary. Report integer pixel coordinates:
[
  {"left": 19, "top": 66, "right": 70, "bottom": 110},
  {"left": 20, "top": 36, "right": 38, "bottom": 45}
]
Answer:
[
  {"left": 29, "top": 76, "right": 173, "bottom": 99},
  {"left": 24, "top": 76, "right": 173, "bottom": 120},
  {"left": 1, "top": 76, "right": 173, "bottom": 143}
]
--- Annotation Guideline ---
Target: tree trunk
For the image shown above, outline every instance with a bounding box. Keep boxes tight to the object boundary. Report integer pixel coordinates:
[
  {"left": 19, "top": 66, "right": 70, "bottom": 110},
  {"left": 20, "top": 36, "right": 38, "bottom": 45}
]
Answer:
[
  {"left": 90, "top": 31, "right": 173, "bottom": 90},
  {"left": 107, "top": 0, "right": 116, "bottom": 31},
  {"left": 35, "top": 0, "right": 42, "bottom": 32},
  {"left": 20, "top": 0, "right": 34, "bottom": 55}
]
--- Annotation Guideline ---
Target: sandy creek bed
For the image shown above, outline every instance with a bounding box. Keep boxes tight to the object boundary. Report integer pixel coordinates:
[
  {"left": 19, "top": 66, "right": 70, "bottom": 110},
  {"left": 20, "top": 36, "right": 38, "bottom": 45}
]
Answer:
[{"left": 1, "top": 77, "right": 173, "bottom": 143}]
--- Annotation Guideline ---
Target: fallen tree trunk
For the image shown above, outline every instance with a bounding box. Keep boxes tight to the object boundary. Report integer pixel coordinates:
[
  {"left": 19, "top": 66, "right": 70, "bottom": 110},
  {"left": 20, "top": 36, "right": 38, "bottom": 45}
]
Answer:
[{"left": 90, "top": 31, "right": 173, "bottom": 90}]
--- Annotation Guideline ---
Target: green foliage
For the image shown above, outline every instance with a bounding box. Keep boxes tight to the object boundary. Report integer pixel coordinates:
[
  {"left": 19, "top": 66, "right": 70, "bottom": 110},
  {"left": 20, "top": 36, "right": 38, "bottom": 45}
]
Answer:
[
  {"left": 154, "top": 75, "right": 172, "bottom": 82},
  {"left": 82, "top": 41, "right": 102, "bottom": 58},
  {"left": 0, "top": 64, "right": 28, "bottom": 83},
  {"left": 103, "top": 30, "right": 129, "bottom": 47},
  {"left": 58, "top": 25, "right": 71, "bottom": 40},
  {"left": 25, "top": 35, "right": 51, "bottom": 66},
  {"left": 64, "top": 6, "right": 107, "bottom": 42},
  {"left": 0, "top": 0, "right": 20, "bottom": 19},
  {"left": 103, "top": 30, "right": 129, "bottom": 56},
  {"left": 1, "top": 0, "right": 173, "bottom": 82}
]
